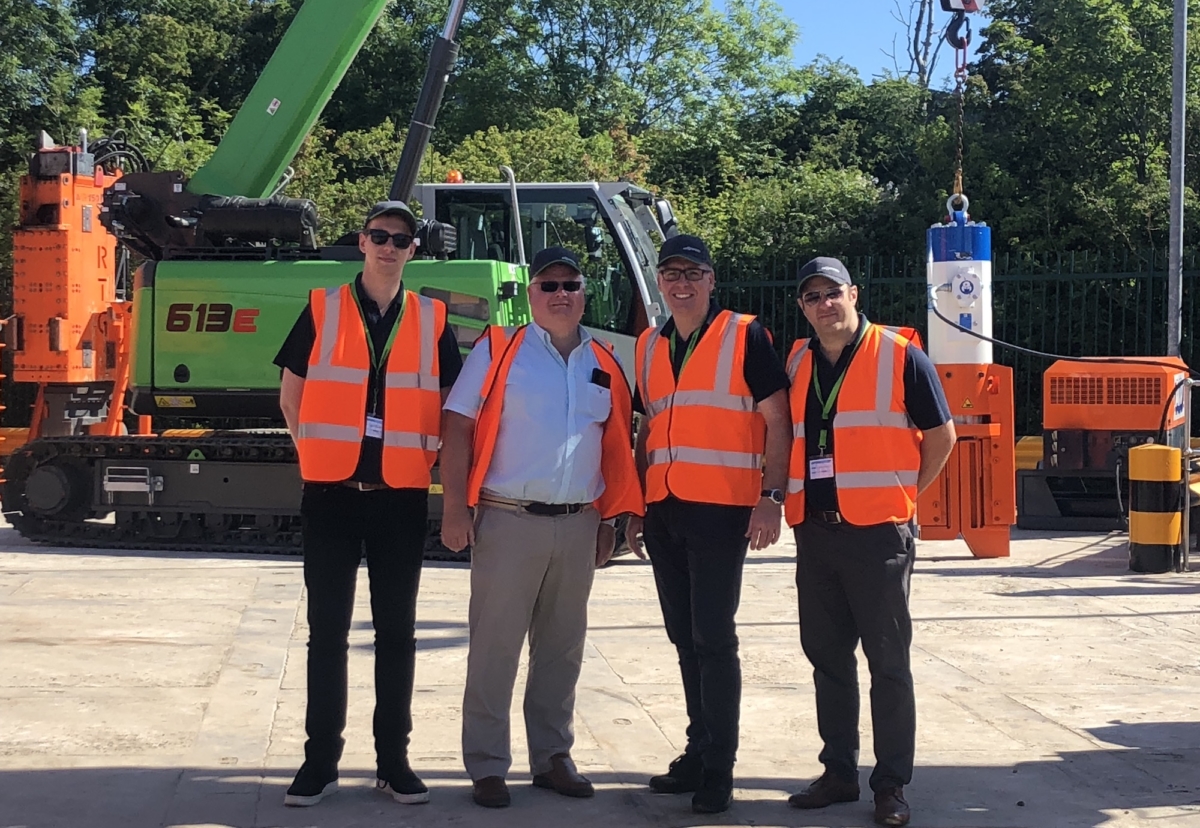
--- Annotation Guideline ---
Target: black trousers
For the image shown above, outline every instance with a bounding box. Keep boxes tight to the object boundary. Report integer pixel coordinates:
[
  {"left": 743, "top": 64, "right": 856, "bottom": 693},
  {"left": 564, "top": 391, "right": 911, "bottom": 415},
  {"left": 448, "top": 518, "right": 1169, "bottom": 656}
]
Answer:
[
  {"left": 300, "top": 484, "right": 428, "bottom": 779},
  {"left": 644, "top": 495, "right": 752, "bottom": 774},
  {"left": 794, "top": 518, "right": 916, "bottom": 792}
]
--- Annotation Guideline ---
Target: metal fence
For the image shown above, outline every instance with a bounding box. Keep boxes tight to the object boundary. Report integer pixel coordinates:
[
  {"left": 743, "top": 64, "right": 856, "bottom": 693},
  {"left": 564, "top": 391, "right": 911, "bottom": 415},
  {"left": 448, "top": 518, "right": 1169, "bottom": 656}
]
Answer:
[{"left": 714, "top": 250, "right": 1200, "bottom": 436}]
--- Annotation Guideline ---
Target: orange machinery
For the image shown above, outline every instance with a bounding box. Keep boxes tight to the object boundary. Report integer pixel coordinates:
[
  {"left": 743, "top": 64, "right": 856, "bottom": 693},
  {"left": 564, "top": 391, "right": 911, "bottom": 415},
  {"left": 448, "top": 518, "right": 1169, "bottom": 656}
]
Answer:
[
  {"left": 1015, "top": 358, "right": 1189, "bottom": 531},
  {"left": 918, "top": 203, "right": 1017, "bottom": 558},
  {"left": 917, "top": 364, "right": 1016, "bottom": 559},
  {"left": 4, "top": 133, "right": 150, "bottom": 441}
]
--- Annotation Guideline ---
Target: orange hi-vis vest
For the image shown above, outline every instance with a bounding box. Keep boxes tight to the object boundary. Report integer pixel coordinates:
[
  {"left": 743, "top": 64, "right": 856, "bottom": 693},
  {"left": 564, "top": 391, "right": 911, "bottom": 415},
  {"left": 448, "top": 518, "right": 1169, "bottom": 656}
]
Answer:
[
  {"left": 466, "top": 325, "right": 645, "bottom": 520},
  {"left": 784, "top": 323, "right": 923, "bottom": 526},
  {"left": 296, "top": 283, "right": 445, "bottom": 488},
  {"left": 636, "top": 310, "right": 766, "bottom": 507}
]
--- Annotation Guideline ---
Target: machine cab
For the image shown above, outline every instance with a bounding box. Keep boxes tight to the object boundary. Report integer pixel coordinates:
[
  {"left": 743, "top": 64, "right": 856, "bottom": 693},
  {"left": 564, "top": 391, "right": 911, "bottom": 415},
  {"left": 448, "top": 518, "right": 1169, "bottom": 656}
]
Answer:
[{"left": 413, "top": 181, "right": 669, "bottom": 368}]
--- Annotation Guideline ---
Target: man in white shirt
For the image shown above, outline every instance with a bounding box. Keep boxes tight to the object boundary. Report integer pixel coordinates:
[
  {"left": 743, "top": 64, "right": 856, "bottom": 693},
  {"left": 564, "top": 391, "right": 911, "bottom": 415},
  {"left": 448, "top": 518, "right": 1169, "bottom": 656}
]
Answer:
[{"left": 440, "top": 246, "right": 644, "bottom": 808}]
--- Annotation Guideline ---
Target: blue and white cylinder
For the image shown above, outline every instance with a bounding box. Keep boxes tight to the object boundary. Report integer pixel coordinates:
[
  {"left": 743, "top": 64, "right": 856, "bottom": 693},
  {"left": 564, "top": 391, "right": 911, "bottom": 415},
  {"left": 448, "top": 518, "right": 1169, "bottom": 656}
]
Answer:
[{"left": 926, "top": 200, "right": 992, "bottom": 365}]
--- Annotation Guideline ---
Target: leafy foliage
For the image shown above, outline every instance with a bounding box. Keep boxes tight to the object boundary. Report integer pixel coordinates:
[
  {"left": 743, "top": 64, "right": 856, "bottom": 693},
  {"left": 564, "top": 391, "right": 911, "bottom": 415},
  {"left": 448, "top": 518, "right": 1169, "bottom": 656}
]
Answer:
[{"left": 2, "top": 0, "right": 1200, "bottom": 280}]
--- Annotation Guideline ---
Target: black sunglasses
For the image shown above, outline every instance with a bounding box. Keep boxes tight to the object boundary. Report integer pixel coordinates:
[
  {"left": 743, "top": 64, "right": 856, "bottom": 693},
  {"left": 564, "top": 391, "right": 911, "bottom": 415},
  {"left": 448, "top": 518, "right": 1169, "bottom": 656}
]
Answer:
[
  {"left": 366, "top": 228, "right": 415, "bottom": 249},
  {"left": 534, "top": 279, "right": 584, "bottom": 293}
]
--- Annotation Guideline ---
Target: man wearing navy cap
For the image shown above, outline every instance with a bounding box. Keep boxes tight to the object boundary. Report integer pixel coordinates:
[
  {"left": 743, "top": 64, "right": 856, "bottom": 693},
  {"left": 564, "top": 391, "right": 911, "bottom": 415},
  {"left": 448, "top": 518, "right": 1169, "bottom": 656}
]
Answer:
[
  {"left": 626, "top": 234, "right": 792, "bottom": 813},
  {"left": 783, "top": 256, "right": 954, "bottom": 826},
  {"left": 441, "top": 245, "right": 644, "bottom": 808}
]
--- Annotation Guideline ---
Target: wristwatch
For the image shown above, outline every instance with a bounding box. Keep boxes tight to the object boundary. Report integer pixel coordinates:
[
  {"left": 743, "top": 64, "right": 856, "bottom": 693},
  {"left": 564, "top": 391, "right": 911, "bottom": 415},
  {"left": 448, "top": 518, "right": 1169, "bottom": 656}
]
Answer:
[{"left": 761, "top": 488, "right": 785, "bottom": 505}]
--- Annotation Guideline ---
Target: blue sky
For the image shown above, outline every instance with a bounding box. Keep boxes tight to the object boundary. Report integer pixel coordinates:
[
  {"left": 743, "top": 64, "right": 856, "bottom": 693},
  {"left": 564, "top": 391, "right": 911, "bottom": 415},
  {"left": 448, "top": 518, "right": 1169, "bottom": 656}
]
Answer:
[{"left": 769, "top": 0, "right": 983, "bottom": 90}]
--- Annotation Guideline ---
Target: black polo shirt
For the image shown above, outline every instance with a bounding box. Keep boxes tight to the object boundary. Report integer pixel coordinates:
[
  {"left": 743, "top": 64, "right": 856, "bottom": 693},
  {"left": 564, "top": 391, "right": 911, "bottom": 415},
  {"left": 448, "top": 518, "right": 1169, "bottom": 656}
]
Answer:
[
  {"left": 803, "top": 314, "right": 951, "bottom": 513},
  {"left": 273, "top": 274, "right": 464, "bottom": 485},
  {"left": 632, "top": 300, "right": 790, "bottom": 413}
]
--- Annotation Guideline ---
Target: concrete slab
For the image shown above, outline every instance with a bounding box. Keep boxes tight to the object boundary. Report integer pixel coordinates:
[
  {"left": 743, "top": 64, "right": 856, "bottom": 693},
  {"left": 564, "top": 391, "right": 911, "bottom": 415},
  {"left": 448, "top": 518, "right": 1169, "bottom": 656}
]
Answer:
[{"left": 2, "top": 523, "right": 1200, "bottom": 827}]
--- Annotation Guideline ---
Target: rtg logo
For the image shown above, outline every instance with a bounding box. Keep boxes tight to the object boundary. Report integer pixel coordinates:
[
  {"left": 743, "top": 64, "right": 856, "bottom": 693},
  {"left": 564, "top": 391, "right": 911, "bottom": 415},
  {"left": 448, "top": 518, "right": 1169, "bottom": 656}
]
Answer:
[{"left": 164, "top": 303, "right": 260, "bottom": 333}]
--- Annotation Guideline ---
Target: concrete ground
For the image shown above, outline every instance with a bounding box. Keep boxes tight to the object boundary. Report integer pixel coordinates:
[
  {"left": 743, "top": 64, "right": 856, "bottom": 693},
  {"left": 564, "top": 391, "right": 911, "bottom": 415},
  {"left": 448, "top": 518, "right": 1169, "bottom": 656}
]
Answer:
[{"left": 1, "top": 522, "right": 1199, "bottom": 828}]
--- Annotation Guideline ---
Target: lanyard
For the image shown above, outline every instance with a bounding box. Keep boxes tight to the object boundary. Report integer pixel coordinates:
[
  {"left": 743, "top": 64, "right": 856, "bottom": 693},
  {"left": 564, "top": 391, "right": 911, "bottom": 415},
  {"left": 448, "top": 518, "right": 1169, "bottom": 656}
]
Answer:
[
  {"left": 669, "top": 327, "right": 701, "bottom": 372},
  {"left": 811, "top": 322, "right": 867, "bottom": 453},
  {"left": 351, "top": 286, "right": 406, "bottom": 415}
]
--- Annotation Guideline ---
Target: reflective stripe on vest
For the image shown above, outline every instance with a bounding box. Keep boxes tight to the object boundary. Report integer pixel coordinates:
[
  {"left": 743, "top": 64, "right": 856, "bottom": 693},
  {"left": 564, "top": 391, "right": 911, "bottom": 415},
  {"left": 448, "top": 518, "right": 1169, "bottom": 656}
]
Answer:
[
  {"left": 296, "top": 284, "right": 443, "bottom": 486},
  {"left": 638, "top": 311, "right": 766, "bottom": 506},
  {"left": 466, "top": 324, "right": 646, "bottom": 520},
  {"left": 641, "top": 315, "right": 755, "bottom": 419},
  {"left": 784, "top": 323, "right": 921, "bottom": 525}
]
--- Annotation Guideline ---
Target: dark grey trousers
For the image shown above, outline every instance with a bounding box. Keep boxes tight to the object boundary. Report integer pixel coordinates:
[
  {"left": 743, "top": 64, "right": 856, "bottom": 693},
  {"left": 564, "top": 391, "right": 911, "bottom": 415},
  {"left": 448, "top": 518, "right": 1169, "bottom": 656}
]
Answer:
[{"left": 794, "top": 518, "right": 916, "bottom": 792}]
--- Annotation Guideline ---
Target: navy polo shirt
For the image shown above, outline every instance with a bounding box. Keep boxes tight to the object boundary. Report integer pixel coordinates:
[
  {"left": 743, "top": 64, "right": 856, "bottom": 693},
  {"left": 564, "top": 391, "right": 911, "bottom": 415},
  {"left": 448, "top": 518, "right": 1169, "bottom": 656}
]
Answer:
[{"left": 803, "top": 314, "right": 952, "bottom": 513}]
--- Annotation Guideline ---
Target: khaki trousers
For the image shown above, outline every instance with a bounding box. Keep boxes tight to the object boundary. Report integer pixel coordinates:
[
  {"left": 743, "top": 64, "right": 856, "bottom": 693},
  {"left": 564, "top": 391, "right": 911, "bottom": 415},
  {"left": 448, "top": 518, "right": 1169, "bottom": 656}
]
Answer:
[{"left": 461, "top": 504, "right": 600, "bottom": 780}]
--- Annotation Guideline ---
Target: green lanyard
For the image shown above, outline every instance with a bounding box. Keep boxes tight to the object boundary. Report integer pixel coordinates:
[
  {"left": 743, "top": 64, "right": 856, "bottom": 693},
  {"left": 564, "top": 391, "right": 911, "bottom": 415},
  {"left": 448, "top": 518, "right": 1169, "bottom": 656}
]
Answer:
[
  {"left": 812, "top": 323, "right": 868, "bottom": 453},
  {"left": 351, "top": 286, "right": 407, "bottom": 415},
  {"left": 669, "top": 327, "right": 702, "bottom": 372}
]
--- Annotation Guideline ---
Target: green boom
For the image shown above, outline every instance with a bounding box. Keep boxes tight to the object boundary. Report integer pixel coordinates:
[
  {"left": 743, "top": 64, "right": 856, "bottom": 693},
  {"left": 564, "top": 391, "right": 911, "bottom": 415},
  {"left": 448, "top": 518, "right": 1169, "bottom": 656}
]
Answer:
[{"left": 186, "top": 0, "right": 391, "bottom": 198}]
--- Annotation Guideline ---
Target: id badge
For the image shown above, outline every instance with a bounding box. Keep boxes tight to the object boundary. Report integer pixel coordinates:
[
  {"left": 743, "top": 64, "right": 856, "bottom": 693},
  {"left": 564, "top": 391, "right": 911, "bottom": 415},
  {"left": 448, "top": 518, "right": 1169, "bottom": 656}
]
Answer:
[
  {"left": 808, "top": 456, "right": 834, "bottom": 480},
  {"left": 365, "top": 415, "right": 384, "bottom": 439}
]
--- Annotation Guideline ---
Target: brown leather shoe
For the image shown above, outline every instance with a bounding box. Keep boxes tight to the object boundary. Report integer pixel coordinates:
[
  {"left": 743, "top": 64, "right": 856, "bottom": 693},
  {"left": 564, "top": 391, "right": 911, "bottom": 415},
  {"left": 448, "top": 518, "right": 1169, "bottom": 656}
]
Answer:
[
  {"left": 472, "top": 776, "right": 511, "bottom": 808},
  {"left": 531, "top": 753, "right": 595, "bottom": 798},
  {"left": 787, "top": 770, "right": 860, "bottom": 809},
  {"left": 873, "top": 787, "right": 911, "bottom": 826}
]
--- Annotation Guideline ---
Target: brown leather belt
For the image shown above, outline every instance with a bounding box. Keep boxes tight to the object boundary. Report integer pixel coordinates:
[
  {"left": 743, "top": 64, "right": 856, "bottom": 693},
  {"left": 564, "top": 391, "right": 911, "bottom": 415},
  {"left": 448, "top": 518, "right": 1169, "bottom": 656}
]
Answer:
[{"left": 808, "top": 509, "right": 843, "bottom": 524}]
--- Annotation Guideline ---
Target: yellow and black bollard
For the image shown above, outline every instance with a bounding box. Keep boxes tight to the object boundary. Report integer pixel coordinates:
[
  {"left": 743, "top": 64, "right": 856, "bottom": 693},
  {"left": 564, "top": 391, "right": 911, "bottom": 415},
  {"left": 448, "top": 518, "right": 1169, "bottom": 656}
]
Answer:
[{"left": 1127, "top": 444, "right": 1184, "bottom": 573}]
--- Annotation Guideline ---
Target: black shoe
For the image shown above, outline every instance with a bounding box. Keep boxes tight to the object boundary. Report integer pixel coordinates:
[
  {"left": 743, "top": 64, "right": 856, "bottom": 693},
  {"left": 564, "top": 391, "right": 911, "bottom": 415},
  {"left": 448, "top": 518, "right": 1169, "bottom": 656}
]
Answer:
[
  {"left": 873, "top": 786, "right": 910, "bottom": 826},
  {"left": 284, "top": 763, "right": 338, "bottom": 807},
  {"left": 787, "top": 770, "right": 860, "bottom": 809},
  {"left": 692, "top": 769, "right": 733, "bottom": 814},
  {"left": 377, "top": 764, "right": 430, "bottom": 805},
  {"left": 649, "top": 752, "right": 704, "bottom": 794}
]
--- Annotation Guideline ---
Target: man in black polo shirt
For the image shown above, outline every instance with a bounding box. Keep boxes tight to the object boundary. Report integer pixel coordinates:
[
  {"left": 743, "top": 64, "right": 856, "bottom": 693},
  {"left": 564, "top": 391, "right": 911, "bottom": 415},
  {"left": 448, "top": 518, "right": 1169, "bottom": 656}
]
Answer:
[
  {"left": 273, "top": 201, "right": 463, "bottom": 808},
  {"left": 783, "top": 257, "right": 954, "bottom": 827},
  {"left": 626, "top": 235, "right": 792, "bottom": 813}
]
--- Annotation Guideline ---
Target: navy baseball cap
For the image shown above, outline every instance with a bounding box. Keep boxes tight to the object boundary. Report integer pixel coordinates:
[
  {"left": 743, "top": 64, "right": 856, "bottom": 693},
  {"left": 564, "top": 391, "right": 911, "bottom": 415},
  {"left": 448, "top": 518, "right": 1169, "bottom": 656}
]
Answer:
[
  {"left": 658, "top": 234, "right": 712, "bottom": 268},
  {"left": 797, "top": 257, "right": 853, "bottom": 291},
  {"left": 530, "top": 246, "right": 582, "bottom": 278},
  {"left": 364, "top": 200, "right": 418, "bottom": 234}
]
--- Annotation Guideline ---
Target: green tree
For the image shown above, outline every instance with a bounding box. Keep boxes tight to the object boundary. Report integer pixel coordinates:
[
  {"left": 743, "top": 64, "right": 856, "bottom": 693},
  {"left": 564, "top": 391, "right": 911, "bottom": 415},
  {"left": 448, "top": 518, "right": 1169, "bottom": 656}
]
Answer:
[
  {"left": 972, "top": 0, "right": 1200, "bottom": 252},
  {"left": 461, "top": 0, "right": 800, "bottom": 136}
]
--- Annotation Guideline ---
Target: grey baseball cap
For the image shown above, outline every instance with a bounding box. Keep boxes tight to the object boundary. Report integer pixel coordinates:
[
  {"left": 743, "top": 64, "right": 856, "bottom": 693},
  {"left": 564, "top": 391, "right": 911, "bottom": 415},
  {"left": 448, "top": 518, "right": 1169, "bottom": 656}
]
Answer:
[{"left": 797, "top": 257, "right": 853, "bottom": 291}]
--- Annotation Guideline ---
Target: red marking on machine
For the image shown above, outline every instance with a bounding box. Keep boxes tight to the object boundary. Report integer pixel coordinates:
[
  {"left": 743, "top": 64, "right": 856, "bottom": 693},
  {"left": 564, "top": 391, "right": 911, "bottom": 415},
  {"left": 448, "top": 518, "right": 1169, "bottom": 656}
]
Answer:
[{"left": 164, "top": 303, "right": 260, "bottom": 333}]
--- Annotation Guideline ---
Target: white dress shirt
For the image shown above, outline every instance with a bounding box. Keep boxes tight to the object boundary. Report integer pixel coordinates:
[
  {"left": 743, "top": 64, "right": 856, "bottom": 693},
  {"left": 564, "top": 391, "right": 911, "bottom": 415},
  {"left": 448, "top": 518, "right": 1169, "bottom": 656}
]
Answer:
[{"left": 444, "top": 322, "right": 614, "bottom": 503}]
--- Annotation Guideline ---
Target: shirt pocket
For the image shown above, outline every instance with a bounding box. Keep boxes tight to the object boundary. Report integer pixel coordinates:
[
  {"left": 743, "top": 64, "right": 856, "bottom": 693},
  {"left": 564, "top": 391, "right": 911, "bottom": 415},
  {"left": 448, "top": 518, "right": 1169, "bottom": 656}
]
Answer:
[{"left": 579, "top": 382, "right": 612, "bottom": 424}]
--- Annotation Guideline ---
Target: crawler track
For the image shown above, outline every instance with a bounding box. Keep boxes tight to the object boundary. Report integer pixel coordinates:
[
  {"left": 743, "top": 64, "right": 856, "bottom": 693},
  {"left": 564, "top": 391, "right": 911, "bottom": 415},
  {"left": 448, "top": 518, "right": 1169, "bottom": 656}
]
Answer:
[{"left": 1, "top": 435, "right": 460, "bottom": 560}]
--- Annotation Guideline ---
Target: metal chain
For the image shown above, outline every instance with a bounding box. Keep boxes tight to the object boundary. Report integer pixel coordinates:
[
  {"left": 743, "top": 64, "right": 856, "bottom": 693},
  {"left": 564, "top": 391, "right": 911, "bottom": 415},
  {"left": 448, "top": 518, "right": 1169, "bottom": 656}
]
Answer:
[{"left": 951, "top": 45, "right": 969, "bottom": 207}]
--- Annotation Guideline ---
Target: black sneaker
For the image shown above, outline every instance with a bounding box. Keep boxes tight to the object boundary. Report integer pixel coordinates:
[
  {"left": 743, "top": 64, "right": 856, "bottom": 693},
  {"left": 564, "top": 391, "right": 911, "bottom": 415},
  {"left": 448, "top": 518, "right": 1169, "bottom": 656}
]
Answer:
[
  {"left": 284, "top": 763, "right": 338, "bottom": 807},
  {"left": 377, "top": 765, "right": 430, "bottom": 805},
  {"left": 649, "top": 752, "right": 705, "bottom": 794},
  {"left": 692, "top": 769, "right": 734, "bottom": 814}
]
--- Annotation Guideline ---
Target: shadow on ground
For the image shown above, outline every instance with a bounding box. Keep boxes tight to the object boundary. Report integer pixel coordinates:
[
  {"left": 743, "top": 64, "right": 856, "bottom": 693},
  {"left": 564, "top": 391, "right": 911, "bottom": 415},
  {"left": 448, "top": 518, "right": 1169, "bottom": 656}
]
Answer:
[{"left": 5, "top": 724, "right": 1199, "bottom": 828}]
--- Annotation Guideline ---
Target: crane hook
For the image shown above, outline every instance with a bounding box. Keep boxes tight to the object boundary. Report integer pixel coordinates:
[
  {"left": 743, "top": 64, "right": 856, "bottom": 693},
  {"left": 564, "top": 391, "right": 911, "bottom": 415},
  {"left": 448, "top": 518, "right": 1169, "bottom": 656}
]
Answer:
[{"left": 945, "top": 11, "right": 972, "bottom": 51}]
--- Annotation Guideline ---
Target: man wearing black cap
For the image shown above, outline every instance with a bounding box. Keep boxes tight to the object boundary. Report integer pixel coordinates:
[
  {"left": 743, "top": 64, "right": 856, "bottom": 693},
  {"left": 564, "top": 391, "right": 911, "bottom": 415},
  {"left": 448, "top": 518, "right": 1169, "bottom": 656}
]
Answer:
[
  {"left": 783, "top": 257, "right": 954, "bottom": 826},
  {"left": 440, "top": 246, "right": 644, "bottom": 808},
  {"left": 274, "top": 201, "right": 464, "bottom": 808},
  {"left": 626, "top": 234, "right": 792, "bottom": 813}
]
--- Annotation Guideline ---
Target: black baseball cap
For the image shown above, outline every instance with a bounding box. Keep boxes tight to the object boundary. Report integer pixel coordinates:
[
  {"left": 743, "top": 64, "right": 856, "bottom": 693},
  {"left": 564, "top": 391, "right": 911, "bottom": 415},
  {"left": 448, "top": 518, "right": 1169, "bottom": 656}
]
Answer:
[
  {"left": 364, "top": 200, "right": 418, "bottom": 234},
  {"left": 657, "top": 234, "right": 712, "bottom": 268},
  {"left": 530, "top": 246, "right": 582, "bottom": 278},
  {"left": 797, "top": 257, "right": 853, "bottom": 291}
]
